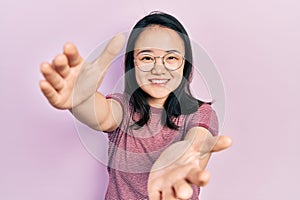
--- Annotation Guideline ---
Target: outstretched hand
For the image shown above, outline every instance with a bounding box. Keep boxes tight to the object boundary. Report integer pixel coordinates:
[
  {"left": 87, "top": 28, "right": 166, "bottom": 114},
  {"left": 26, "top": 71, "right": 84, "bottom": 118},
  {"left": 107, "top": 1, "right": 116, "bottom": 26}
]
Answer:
[
  {"left": 39, "top": 34, "right": 126, "bottom": 109},
  {"left": 148, "top": 128, "right": 232, "bottom": 200}
]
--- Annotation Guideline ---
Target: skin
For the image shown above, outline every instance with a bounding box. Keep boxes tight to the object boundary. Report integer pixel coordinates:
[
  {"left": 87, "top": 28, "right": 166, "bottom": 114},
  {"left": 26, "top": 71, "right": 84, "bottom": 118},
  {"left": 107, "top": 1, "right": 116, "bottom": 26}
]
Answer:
[
  {"left": 134, "top": 25, "right": 185, "bottom": 108},
  {"left": 148, "top": 127, "right": 232, "bottom": 200},
  {"left": 39, "top": 28, "right": 232, "bottom": 199}
]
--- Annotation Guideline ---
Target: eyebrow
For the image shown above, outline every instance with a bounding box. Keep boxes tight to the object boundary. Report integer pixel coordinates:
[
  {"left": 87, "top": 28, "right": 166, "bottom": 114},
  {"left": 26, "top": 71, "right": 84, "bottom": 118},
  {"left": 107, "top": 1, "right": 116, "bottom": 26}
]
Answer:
[{"left": 136, "top": 49, "right": 182, "bottom": 56}]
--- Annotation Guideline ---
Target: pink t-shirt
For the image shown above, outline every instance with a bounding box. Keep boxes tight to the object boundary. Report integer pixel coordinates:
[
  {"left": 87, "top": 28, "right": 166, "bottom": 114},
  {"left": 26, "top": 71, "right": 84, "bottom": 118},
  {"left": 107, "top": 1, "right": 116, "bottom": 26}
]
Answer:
[{"left": 104, "top": 93, "right": 218, "bottom": 200}]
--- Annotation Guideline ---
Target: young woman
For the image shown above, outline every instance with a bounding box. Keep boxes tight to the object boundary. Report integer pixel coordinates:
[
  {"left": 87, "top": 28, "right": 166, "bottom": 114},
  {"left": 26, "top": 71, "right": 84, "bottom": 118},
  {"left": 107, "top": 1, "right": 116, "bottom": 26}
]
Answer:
[{"left": 40, "top": 11, "right": 231, "bottom": 200}]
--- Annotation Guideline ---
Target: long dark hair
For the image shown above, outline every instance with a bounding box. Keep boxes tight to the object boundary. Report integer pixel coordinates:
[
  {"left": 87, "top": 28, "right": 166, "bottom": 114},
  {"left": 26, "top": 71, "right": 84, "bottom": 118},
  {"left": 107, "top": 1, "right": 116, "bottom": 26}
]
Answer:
[{"left": 124, "top": 11, "right": 205, "bottom": 130}]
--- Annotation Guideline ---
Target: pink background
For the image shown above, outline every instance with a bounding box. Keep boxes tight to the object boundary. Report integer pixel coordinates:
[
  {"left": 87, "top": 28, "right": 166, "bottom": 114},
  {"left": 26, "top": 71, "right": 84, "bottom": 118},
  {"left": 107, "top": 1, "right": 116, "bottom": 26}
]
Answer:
[{"left": 1, "top": 0, "right": 299, "bottom": 199}]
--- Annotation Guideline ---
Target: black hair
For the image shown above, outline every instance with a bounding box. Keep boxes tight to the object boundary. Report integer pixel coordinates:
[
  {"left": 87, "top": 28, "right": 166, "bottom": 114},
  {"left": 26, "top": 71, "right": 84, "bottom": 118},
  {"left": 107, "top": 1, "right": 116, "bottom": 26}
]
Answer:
[{"left": 124, "top": 11, "right": 205, "bottom": 130}]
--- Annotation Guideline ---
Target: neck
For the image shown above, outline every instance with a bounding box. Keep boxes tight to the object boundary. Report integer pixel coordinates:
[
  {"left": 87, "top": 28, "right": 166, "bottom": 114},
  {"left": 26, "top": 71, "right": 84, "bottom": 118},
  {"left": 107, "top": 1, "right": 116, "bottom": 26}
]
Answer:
[{"left": 147, "top": 97, "right": 167, "bottom": 108}]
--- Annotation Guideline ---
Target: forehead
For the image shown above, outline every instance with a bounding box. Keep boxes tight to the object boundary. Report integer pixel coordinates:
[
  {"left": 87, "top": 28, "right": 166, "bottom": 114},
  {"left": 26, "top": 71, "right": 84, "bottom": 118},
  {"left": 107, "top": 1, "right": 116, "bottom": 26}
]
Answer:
[{"left": 134, "top": 25, "right": 185, "bottom": 54}]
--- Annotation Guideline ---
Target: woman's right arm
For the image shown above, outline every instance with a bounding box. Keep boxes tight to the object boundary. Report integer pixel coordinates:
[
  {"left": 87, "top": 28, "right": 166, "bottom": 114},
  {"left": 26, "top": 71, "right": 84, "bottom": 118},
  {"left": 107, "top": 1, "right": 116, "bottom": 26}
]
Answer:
[{"left": 39, "top": 34, "right": 126, "bottom": 131}]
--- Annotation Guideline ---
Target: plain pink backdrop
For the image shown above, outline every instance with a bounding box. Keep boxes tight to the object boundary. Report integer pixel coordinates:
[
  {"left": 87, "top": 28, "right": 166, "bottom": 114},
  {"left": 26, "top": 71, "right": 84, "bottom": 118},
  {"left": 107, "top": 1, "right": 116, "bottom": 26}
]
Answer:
[{"left": 1, "top": 0, "right": 299, "bottom": 199}]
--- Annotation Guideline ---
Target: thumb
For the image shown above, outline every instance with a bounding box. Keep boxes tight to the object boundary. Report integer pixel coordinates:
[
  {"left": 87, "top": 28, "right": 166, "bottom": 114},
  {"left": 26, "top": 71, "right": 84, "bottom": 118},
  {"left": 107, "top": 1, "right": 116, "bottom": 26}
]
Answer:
[
  {"left": 211, "top": 135, "right": 232, "bottom": 152},
  {"left": 94, "top": 33, "right": 126, "bottom": 68}
]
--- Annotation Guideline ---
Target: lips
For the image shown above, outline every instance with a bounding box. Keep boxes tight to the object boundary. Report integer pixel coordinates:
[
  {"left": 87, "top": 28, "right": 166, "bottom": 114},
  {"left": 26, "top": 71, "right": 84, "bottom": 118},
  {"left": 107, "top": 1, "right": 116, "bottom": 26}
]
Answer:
[{"left": 149, "top": 79, "right": 170, "bottom": 84}]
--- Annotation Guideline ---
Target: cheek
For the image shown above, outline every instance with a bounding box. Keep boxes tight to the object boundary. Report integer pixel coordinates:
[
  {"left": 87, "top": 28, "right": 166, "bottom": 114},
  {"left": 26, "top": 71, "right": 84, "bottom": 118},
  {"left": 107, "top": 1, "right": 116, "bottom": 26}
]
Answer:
[
  {"left": 172, "top": 70, "right": 184, "bottom": 84},
  {"left": 134, "top": 69, "right": 145, "bottom": 87}
]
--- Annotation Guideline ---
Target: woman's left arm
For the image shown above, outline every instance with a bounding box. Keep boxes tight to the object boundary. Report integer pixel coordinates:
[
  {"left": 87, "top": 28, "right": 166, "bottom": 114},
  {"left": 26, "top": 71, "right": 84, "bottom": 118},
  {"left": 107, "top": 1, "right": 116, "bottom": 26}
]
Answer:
[{"left": 148, "top": 127, "right": 232, "bottom": 200}]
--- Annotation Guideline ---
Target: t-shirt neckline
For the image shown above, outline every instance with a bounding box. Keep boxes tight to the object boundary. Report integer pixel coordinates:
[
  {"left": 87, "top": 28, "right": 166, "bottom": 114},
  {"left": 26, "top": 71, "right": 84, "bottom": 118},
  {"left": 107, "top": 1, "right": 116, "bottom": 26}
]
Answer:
[{"left": 150, "top": 106, "right": 164, "bottom": 114}]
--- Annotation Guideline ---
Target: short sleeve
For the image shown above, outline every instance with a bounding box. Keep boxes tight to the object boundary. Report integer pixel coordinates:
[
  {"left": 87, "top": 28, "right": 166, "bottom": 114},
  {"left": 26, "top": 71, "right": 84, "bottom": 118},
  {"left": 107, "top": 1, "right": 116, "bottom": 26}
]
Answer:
[
  {"left": 106, "top": 93, "right": 126, "bottom": 105},
  {"left": 185, "top": 103, "right": 219, "bottom": 136},
  {"left": 106, "top": 92, "right": 132, "bottom": 113},
  {"left": 104, "top": 93, "right": 131, "bottom": 134}
]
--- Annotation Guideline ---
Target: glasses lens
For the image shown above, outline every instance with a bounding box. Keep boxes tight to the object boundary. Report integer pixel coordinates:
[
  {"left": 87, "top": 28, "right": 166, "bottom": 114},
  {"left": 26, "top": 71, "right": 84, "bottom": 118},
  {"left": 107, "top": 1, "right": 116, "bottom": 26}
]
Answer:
[
  {"left": 135, "top": 52, "right": 184, "bottom": 71},
  {"left": 164, "top": 53, "right": 183, "bottom": 70},
  {"left": 136, "top": 54, "right": 154, "bottom": 71}
]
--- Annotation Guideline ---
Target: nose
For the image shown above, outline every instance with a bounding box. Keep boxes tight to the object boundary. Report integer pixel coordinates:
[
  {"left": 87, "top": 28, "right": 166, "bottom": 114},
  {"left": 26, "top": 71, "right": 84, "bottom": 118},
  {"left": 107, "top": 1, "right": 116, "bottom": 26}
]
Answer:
[{"left": 151, "top": 57, "right": 166, "bottom": 74}]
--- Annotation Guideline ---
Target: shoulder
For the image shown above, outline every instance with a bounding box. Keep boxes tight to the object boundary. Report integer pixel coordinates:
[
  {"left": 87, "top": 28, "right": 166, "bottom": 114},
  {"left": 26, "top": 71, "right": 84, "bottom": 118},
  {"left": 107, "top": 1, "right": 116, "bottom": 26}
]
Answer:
[
  {"left": 106, "top": 93, "right": 129, "bottom": 103},
  {"left": 185, "top": 103, "right": 219, "bottom": 136},
  {"left": 106, "top": 93, "right": 131, "bottom": 109},
  {"left": 104, "top": 93, "right": 132, "bottom": 133}
]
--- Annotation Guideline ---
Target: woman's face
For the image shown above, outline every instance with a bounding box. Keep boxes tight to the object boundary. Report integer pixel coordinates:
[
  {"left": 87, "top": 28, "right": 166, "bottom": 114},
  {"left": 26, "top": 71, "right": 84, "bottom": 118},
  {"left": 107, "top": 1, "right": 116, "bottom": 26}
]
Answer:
[{"left": 134, "top": 25, "right": 185, "bottom": 107}]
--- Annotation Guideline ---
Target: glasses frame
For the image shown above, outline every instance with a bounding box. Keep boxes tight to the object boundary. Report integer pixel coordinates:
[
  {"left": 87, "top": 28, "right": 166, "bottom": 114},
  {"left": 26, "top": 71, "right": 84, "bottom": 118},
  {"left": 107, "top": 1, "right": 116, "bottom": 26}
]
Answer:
[{"left": 134, "top": 52, "right": 185, "bottom": 72}]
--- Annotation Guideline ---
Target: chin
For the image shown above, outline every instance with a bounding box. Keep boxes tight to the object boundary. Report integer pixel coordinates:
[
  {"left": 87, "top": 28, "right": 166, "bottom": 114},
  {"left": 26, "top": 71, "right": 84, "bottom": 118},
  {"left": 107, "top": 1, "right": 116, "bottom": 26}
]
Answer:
[
  {"left": 140, "top": 85, "right": 176, "bottom": 101},
  {"left": 147, "top": 90, "right": 171, "bottom": 100}
]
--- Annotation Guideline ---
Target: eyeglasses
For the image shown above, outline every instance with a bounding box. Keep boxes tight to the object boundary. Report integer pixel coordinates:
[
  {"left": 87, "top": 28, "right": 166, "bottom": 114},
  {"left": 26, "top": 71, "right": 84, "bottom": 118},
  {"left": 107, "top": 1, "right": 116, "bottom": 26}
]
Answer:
[{"left": 134, "top": 52, "right": 185, "bottom": 72}]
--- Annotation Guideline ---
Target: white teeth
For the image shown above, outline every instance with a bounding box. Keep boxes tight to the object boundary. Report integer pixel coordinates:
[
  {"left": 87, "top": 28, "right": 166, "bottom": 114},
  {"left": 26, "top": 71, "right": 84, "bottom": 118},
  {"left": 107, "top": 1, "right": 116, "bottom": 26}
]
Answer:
[{"left": 150, "top": 79, "right": 168, "bottom": 84}]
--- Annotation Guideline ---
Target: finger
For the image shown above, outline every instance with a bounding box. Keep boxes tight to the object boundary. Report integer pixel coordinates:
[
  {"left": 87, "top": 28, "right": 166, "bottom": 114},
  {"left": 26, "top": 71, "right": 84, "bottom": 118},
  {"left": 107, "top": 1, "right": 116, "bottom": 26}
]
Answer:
[
  {"left": 52, "top": 54, "right": 70, "bottom": 78},
  {"left": 199, "top": 153, "right": 211, "bottom": 169},
  {"left": 95, "top": 33, "right": 126, "bottom": 68},
  {"left": 187, "top": 169, "right": 210, "bottom": 187},
  {"left": 39, "top": 80, "right": 59, "bottom": 106},
  {"left": 162, "top": 188, "right": 177, "bottom": 200},
  {"left": 40, "top": 62, "right": 64, "bottom": 91},
  {"left": 63, "top": 42, "right": 83, "bottom": 67},
  {"left": 211, "top": 135, "right": 232, "bottom": 152},
  {"left": 148, "top": 179, "right": 163, "bottom": 200},
  {"left": 148, "top": 190, "right": 161, "bottom": 200},
  {"left": 173, "top": 180, "right": 193, "bottom": 199}
]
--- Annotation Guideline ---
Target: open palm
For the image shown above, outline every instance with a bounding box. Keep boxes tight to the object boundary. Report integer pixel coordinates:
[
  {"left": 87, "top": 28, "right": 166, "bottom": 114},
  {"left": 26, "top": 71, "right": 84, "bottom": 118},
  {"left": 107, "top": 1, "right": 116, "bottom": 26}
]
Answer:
[{"left": 39, "top": 34, "right": 126, "bottom": 109}]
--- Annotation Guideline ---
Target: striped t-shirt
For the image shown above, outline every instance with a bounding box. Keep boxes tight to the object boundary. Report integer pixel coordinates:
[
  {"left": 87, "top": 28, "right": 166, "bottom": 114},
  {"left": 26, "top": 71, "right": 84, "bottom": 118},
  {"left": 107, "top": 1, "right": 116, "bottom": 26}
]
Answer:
[{"left": 104, "top": 93, "right": 218, "bottom": 200}]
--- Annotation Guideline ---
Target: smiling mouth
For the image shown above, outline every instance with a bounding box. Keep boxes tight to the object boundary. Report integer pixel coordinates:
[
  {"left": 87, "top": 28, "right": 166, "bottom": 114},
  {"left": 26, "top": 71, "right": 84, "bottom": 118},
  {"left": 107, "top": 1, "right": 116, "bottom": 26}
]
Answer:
[{"left": 149, "top": 79, "right": 170, "bottom": 84}]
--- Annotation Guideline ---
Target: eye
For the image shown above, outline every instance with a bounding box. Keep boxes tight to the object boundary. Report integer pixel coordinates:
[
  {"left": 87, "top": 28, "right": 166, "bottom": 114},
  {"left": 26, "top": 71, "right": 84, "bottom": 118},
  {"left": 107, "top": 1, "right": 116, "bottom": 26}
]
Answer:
[
  {"left": 139, "top": 55, "right": 154, "bottom": 63},
  {"left": 167, "top": 56, "right": 178, "bottom": 60},
  {"left": 165, "top": 54, "right": 180, "bottom": 63}
]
